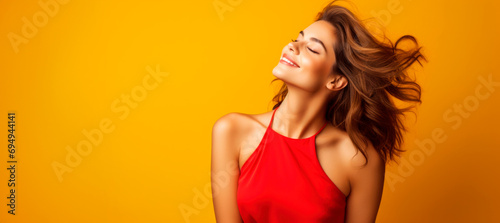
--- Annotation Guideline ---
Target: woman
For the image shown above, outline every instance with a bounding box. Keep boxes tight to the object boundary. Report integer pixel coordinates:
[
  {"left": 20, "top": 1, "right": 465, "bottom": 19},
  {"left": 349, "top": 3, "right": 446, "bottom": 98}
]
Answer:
[{"left": 211, "top": 0, "right": 426, "bottom": 222}]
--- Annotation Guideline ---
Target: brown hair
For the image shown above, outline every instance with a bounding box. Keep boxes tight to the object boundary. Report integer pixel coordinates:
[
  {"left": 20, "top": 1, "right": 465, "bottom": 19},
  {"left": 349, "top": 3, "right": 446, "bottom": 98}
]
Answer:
[{"left": 270, "top": 0, "right": 427, "bottom": 166}]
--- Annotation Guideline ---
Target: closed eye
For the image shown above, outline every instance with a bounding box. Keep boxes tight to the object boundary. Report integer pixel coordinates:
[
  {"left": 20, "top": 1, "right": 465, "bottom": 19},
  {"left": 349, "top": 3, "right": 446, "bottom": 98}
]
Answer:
[{"left": 308, "top": 48, "right": 318, "bottom": 54}]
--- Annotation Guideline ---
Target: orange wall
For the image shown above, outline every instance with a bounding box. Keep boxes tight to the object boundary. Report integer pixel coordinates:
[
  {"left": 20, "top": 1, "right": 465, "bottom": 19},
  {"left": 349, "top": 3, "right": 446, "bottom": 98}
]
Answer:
[{"left": 0, "top": 0, "right": 499, "bottom": 222}]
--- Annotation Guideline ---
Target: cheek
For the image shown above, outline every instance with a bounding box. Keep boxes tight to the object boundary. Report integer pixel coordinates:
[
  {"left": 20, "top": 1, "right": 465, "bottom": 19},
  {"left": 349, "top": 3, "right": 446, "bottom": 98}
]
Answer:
[
  {"left": 293, "top": 57, "right": 330, "bottom": 91},
  {"left": 301, "top": 57, "right": 330, "bottom": 80}
]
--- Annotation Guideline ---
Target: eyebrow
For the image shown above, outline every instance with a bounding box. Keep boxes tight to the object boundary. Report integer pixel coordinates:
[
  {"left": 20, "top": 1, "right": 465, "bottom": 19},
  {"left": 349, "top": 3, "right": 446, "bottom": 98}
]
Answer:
[{"left": 299, "top": 30, "right": 327, "bottom": 53}]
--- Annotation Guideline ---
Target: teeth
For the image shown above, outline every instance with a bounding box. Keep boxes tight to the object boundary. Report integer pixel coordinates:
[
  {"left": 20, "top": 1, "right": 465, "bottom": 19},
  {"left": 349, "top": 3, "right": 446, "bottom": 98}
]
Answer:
[{"left": 281, "top": 57, "right": 297, "bottom": 67}]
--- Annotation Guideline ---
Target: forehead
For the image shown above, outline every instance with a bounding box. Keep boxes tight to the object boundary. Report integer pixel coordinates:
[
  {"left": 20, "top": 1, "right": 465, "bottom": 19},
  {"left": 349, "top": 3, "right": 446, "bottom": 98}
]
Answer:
[{"left": 303, "top": 20, "right": 337, "bottom": 48}]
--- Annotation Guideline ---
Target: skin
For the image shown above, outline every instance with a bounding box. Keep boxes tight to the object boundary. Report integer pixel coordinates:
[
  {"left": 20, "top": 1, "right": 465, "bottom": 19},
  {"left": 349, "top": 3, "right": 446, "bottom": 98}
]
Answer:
[{"left": 211, "top": 20, "right": 385, "bottom": 223}]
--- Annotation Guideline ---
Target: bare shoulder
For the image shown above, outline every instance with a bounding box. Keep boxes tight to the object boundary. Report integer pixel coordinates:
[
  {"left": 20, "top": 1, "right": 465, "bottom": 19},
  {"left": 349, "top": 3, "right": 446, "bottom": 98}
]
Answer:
[
  {"left": 213, "top": 110, "right": 274, "bottom": 171},
  {"left": 212, "top": 112, "right": 243, "bottom": 135},
  {"left": 212, "top": 113, "right": 244, "bottom": 151},
  {"left": 334, "top": 132, "right": 385, "bottom": 174},
  {"left": 212, "top": 111, "right": 267, "bottom": 136},
  {"left": 319, "top": 126, "right": 385, "bottom": 185},
  {"left": 212, "top": 111, "right": 271, "bottom": 151}
]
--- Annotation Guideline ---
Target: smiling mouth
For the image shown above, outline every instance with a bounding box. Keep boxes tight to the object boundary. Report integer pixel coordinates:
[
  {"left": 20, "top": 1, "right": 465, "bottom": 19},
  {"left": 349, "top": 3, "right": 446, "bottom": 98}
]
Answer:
[{"left": 279, "top": 56, "right": 300, "bottom": 67}]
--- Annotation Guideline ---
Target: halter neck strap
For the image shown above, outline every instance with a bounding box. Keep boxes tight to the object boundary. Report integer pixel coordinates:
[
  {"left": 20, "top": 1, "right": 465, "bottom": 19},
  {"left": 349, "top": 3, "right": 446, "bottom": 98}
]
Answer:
[{"left": 270, "top": 105, "right": 328, "bottom": 138}]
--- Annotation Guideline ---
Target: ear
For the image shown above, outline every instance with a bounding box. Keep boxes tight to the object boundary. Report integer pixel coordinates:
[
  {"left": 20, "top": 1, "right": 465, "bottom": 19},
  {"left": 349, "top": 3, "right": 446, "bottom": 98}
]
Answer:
[{"left": 326, "top": 74, "right": 348, "bottom": 91}]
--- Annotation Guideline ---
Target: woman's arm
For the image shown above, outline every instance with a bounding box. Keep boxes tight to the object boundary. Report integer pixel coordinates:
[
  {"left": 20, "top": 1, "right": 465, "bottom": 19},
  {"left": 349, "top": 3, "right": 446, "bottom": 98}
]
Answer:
[
  {"left": 344, "top": 141, "right": 386, "bottom": 223},
  {"left": 211, "top": 113, "right": 244, "bottom": 223}
]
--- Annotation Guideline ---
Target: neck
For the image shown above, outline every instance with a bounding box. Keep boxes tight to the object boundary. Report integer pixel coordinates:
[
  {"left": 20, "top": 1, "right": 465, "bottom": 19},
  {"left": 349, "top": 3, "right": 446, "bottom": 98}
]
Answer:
[{"left": 273, "top": 86, "right": 328, "bottom": 139}]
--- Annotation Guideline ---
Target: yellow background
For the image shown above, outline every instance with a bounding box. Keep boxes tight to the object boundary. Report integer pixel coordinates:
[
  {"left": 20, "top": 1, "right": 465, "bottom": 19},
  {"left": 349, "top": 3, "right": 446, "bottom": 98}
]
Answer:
[{"left": 1, "top": 0, "right": 499, "bottom": 222}]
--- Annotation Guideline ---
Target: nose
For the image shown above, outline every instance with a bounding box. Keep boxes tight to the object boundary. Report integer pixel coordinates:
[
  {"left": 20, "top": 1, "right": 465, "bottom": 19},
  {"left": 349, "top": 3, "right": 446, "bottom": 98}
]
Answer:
[{"left": 288, "top": 42, "right": 298, "bottom": 54}]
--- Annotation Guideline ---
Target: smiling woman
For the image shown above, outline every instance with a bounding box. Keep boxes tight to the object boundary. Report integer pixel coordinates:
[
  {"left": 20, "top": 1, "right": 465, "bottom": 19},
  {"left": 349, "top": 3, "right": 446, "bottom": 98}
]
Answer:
[{"left": 211, "top": 0, "right": 426, "bottom": 222}]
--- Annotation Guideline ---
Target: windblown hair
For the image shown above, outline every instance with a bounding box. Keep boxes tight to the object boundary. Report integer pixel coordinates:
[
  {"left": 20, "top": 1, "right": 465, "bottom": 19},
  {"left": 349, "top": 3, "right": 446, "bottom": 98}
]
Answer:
[{"left": 270, "top": 0, "right": 427, "bottom": 166}]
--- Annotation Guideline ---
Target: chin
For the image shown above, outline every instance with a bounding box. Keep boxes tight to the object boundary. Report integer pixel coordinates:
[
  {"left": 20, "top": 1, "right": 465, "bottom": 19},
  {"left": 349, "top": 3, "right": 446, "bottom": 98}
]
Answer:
[
  {"left": 272, "top": 65, "right": 292, "bottom": 79},
  {"left": 273, "top": 69, "right": 296, "bottom": 87}
]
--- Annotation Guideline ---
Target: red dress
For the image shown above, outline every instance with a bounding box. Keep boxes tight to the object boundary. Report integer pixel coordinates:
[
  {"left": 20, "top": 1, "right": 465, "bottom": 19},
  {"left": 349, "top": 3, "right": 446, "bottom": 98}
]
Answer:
[{"left": 237, "top": 105, "right": 347, "bottom": 223}]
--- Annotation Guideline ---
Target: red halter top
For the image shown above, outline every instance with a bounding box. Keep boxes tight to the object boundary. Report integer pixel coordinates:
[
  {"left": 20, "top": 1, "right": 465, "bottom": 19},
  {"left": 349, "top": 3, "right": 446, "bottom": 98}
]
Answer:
[{"left": 237, "top": 105, "right": 347, "bottom": 223}]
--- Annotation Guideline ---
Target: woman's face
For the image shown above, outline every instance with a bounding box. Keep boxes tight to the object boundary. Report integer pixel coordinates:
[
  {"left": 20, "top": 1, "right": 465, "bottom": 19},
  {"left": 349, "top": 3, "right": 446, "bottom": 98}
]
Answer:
[{"left": 272, "top": 20, "right": 338, "bottom": 93}]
